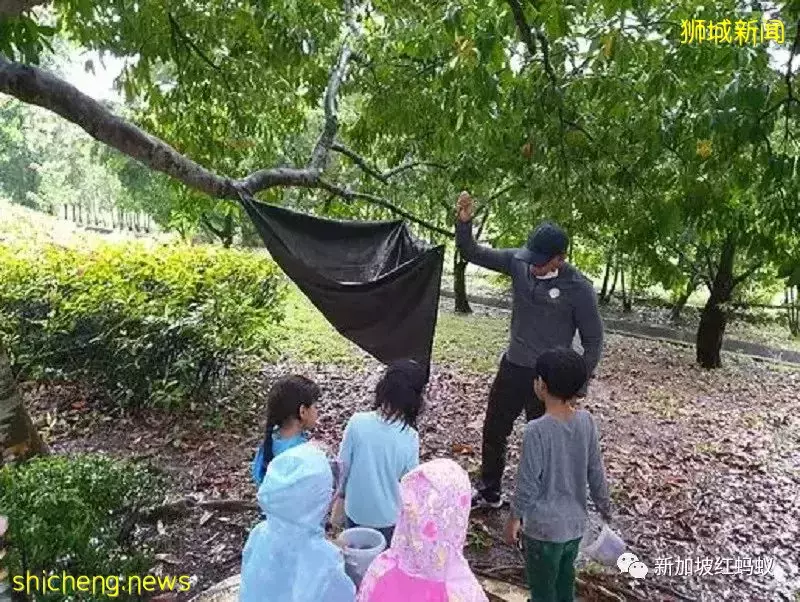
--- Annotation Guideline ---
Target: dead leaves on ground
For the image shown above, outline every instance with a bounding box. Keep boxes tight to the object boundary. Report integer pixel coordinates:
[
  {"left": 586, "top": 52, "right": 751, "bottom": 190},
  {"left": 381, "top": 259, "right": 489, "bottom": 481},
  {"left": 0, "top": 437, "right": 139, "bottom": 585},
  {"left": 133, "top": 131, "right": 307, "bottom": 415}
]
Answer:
[{"left": 22, "top": 336, "right": 800, "bottom": 601}]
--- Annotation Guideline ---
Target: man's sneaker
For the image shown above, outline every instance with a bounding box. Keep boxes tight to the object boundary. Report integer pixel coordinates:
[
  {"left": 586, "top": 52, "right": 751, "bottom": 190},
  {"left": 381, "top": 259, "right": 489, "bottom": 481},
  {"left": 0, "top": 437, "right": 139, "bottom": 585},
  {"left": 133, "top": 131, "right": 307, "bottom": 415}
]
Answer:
[{"left": 471, "top": 488, "right": 504, "bottom": 509}]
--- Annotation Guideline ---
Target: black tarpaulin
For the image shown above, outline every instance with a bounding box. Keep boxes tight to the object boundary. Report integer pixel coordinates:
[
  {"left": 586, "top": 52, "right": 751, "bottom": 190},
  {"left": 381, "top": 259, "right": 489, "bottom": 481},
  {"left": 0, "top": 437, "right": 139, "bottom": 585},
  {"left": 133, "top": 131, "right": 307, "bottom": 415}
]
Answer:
[{"left": 240, "top": 195, "right": 444, "bottom": 376}]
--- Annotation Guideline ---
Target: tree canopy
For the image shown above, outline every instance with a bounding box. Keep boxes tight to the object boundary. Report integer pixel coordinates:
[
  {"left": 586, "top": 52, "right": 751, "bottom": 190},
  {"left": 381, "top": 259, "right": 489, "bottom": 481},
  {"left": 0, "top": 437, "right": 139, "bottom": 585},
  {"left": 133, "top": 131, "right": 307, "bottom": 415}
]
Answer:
[{"left": 1, "top": 0, "right": 799, "bottom": 366}]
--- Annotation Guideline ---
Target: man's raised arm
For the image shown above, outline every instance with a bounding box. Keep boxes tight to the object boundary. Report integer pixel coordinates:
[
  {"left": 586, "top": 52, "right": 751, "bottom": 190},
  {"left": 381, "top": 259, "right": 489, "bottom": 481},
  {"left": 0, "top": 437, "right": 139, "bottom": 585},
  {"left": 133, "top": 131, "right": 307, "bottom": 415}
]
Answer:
[{"left": 455, "top": 191, "right": 514, "bottom": 275}]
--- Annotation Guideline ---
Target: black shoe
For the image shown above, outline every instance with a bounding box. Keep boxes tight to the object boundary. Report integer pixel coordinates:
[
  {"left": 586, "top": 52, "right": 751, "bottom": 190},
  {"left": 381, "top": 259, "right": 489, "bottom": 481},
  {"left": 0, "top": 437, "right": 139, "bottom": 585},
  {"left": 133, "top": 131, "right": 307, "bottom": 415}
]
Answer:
[{"left": 471, "top": 488, "right": 504, "bottom": 509}]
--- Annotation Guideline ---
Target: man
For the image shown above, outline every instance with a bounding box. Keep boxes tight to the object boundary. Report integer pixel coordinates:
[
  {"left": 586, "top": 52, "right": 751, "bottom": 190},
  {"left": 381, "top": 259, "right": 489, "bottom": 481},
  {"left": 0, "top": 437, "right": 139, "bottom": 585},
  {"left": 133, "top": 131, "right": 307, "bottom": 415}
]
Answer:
[{"left": 455, "top": 191, "right": 604, "bottom": 509}]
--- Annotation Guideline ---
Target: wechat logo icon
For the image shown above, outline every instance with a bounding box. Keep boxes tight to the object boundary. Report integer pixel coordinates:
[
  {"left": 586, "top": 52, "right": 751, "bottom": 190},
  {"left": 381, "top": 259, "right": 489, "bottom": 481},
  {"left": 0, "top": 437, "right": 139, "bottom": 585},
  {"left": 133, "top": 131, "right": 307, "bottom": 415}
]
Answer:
[{"left": 618, "top": 552, "right": 648, "bottom": 579}]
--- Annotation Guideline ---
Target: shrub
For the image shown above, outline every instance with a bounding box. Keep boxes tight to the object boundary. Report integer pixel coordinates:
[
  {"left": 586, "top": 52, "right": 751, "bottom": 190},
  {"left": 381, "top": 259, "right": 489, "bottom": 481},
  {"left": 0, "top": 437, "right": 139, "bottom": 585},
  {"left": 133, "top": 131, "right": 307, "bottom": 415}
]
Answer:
[
  {"left": 0, "top": 454, "right": 165, "bottom": 602},
  {"left": 0, "top": 242, "right": 286, "bottom": 407}
]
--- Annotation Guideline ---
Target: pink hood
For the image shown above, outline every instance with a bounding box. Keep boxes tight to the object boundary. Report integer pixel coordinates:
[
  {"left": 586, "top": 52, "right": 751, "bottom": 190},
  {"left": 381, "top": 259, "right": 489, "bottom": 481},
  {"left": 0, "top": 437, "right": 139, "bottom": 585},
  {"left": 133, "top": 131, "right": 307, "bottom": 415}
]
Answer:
[{"left": 357, "top": 459, "right": 487, "bottom": 602}]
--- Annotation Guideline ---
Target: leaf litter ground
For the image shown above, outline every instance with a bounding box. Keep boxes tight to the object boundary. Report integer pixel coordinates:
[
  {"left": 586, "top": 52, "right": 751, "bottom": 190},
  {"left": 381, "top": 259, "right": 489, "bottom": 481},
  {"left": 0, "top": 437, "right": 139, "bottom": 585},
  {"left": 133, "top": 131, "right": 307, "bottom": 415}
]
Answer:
[{"left": 24, "top": 313, "right": 800, "bottom": 602}]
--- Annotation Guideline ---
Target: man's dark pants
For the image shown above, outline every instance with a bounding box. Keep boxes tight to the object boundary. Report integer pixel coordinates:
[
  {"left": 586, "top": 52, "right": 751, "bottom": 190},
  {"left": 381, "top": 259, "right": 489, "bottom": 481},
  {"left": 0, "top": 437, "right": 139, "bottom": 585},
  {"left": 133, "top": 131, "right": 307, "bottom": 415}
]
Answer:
[{"left": 477, "top": 354, "right": 544, "bottom": 501}]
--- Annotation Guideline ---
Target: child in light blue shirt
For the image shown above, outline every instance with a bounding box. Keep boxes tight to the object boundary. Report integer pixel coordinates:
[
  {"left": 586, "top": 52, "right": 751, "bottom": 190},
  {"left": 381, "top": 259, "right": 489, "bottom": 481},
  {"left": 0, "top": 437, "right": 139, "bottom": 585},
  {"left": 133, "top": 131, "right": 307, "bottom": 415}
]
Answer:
[
  {"left": 251, "top": 375, "right": 320, "bottom": 487},
  {"left": 337, "top": 360, "right": 425, "bottom": 545}
]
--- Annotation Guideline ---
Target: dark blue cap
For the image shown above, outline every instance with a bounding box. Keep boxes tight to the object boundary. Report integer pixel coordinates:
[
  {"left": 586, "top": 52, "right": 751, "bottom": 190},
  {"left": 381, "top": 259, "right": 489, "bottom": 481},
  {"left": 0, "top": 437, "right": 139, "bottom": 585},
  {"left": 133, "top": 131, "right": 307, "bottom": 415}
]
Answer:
[{"left": 514, "top": 221, "right": 569, "bottom": 266}]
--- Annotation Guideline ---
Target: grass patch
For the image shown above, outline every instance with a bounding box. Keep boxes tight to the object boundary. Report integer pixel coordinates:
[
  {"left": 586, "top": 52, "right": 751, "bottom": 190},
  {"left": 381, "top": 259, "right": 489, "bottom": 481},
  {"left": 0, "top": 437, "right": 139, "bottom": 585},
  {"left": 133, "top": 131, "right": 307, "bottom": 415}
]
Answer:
[
  {"left": 271, "top": 286, "right": 366, "bottom": 366},
  {"left": 275, "top": 286, "right": 508, "bottom": 373},
  {"left": 434, "top": 311, "right": 508, "bottom": 373}
]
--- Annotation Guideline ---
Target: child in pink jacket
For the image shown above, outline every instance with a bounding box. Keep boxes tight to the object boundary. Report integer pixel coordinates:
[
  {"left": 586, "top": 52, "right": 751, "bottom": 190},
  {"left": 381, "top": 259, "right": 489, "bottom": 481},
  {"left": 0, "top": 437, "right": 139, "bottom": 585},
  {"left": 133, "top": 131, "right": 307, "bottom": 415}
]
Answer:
[{"left": 356, "top": 458, "right": 488, "bottom": 602}]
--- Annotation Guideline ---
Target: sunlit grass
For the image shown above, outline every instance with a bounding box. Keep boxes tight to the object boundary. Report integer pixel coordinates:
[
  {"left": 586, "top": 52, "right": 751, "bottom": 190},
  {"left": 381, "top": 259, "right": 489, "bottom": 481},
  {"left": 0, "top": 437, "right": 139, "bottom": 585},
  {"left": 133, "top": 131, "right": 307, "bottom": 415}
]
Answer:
[{"left": 274, "top": 285, "right": 508, "bottom": 373}]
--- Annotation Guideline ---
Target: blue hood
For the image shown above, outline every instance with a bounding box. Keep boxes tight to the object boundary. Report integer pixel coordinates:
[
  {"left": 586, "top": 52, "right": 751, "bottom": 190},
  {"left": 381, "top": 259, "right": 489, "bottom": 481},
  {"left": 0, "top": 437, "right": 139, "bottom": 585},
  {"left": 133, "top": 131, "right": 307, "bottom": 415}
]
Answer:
[
  {"left": 240, "top": 443, "right": 355, "bottom": 602},
  {"left": 257, "top": 441, "right": 332, "bottom": 530}
]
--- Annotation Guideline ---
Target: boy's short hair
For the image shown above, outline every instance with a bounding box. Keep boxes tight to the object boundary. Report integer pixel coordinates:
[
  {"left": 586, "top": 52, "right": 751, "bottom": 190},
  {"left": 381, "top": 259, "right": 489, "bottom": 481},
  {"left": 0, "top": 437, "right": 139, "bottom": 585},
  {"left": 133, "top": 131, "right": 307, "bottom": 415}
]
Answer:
[{"left": 534, "top": 348, "right": 588, "bottom": 400}]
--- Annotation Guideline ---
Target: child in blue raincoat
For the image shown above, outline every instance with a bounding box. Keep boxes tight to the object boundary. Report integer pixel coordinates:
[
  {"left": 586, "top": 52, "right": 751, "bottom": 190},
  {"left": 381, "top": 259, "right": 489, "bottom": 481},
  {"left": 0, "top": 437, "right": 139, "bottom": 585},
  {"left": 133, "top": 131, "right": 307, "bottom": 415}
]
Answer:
[
  {"left": 240, "top": 442, "right": 355, "bottom": 602},
  {"left": 251, "top": 375, "right": 320, "bottom": 487}
]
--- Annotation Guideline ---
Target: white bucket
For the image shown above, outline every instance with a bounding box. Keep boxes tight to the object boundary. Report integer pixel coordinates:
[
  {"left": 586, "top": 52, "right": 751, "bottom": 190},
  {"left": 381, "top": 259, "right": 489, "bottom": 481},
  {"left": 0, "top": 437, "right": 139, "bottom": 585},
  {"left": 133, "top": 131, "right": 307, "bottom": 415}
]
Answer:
[
  {"left": 583, "top": 524, "right": 626, "bottom": 566},
  {"left": 337, "top": 527, "right": 386, "bottom": 587}
]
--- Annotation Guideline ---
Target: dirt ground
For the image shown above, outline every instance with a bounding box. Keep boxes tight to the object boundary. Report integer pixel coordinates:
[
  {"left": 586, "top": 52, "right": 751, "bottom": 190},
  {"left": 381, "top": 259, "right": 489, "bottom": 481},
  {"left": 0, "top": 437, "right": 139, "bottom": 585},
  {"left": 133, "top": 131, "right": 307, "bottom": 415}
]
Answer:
[{"left": 24, "top": 333, "right": 800, "bottom": 602}]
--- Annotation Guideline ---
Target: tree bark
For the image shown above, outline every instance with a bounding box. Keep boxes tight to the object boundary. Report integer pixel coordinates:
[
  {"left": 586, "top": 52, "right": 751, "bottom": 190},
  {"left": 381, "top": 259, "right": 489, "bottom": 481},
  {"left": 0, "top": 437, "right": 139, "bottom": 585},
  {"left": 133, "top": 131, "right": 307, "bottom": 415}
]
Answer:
[
  {"left": 0, "top": 346, "right": 47, "bottom": 466},
  {"left": 696, "top": 236, "right": 736, "bottom": 369},
  {"left": 453, "top": 250, "right": 472, "bottom": 314}
]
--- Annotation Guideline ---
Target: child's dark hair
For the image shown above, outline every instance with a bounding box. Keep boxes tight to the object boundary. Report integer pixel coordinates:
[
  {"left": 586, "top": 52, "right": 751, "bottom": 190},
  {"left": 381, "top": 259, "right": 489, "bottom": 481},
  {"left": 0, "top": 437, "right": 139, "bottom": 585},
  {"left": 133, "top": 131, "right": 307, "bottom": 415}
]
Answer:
[
  {"left": 261, "top": 375, "right": 320, "bottom": 471},
  {"left": 534, "top": 348, "right": 588, "bottom": 400},
  {"left": 373, "top": 359, "right": 426, "bottom": 429}
]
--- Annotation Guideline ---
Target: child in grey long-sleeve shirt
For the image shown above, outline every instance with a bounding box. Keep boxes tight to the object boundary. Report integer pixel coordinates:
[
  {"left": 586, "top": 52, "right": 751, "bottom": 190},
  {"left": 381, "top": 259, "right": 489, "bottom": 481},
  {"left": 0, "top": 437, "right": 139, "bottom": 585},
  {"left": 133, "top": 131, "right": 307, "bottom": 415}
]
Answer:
[{"left": 505, "top": 348, "right": 611, "bottom": 602}]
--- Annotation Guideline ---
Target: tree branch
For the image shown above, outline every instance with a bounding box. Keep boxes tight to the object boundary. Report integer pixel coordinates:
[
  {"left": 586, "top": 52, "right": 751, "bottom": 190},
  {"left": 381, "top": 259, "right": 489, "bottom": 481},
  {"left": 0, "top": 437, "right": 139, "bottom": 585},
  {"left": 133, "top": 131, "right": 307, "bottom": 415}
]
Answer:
[
  {"left": 309, "top": 2, "right": 358, "bottom": 171},
  {"left": 733, "top": 261, "right": 762, "bottom": 287},
  {"left": 0, "top": 2, "right": 449, "bottom": 241},
  {"left": 318, "top": 180, "right": 452, "bottom": 237},
  {"left": 0, "top": 54, "right": 240, "bottom": 198},
  {"left": 199, "top": 213, "right": 225, "bottom": 240},
  {"left": 506, "top": 0, "right": 568, "bottom": 178},
  {"left": 167, "top": 13, "right": 222, "bottom": 71},
  {"left": 506, "top": 0, "right": 537, "bottom": 56},
  {"left": 331, "top": 142, "right": 446, "bottom": 183}
]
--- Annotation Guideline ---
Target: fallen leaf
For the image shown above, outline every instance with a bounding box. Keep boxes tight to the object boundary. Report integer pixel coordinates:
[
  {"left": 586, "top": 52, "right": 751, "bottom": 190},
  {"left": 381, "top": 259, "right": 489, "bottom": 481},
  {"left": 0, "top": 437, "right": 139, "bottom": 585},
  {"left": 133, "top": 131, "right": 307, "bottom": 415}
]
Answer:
[
  {"left": 451, "top": 443, "right": 475, "bottom": 455},
  {"left": 154, "top": 553, "right": 180, "bottom": 565}
]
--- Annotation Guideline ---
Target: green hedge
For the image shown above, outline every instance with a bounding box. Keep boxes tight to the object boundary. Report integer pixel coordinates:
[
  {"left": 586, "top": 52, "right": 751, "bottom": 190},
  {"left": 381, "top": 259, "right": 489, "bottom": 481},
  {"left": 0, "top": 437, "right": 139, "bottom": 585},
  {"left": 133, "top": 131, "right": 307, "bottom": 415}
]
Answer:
[
  {"left": 0, "top": 242, "right": 286, "bottom": 407},
  {"left": 0, "top": 454, "right": 164, "bottom": 602}
]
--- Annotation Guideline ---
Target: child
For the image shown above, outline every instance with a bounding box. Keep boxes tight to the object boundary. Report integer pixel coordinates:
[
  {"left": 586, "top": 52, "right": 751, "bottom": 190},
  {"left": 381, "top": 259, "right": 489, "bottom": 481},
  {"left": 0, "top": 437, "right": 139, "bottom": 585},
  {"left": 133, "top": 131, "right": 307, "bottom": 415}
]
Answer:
[
  {"left": 504, "top": 348, "right": 612, "bottom": 602},
  {"left": 336, "top": 359, "right": 424, "bottom": 545},
  {"left": 240, "top": 442, "right": 355, "bottom": 602},
  {"left": 357, "top": 459, "right": 488, "bottom": 602},
  {"left": 251, "top": 375, "right": 320, "bottom": 487}
]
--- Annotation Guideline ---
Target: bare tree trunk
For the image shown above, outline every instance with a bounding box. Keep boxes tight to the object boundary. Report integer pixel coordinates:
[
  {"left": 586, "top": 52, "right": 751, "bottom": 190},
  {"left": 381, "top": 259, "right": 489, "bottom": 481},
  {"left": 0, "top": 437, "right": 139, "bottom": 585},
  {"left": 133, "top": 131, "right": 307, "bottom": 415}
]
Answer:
[
  {"left": 0, "top": 346, "right": 47, "bottom": 466},
  {"left": 621, "top": 264, "right": 632, "bottom": 313},
  {"left": 453, "top": 250, "right": 472, "bottom": 314},
  {"left": 599, "top": 250, "right": 613, "bottom": 302},
  {"left": 787, "top": 286, "right": 799, "bottom": 337},
  {"left": 606, "top": 256, "right": 619, "bottom": 303},
  {"left": 696, "top": 236, "right": 736, "bottom": 369}
]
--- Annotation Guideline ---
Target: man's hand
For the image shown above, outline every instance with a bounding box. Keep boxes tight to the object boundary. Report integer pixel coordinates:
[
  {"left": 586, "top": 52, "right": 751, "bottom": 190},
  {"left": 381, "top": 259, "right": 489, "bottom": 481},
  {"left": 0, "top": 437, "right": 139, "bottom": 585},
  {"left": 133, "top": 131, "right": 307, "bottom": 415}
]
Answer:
[
  {"left": 503, "top": 516, "right": 522, "bottom": 546},
  {"left": 456, "top": 190, "right": 474, "bottom": 223}
]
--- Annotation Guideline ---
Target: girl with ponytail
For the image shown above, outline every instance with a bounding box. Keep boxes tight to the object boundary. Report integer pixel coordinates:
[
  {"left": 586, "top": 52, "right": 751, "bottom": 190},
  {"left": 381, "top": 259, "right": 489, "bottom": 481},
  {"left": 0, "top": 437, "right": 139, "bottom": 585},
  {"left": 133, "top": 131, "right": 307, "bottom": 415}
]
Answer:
[
  {"left": 251, "top": 375, "right": 321, "bottom": 487},
  {"left": 336, "top": 360, "right": 426, "bottom": 545}
]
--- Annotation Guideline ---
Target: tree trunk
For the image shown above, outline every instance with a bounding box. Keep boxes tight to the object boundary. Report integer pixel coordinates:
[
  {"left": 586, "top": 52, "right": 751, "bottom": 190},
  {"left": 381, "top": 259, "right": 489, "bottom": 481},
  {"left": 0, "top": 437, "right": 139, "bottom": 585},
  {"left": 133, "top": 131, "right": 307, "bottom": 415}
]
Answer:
[
  {"left": 599, "top": 251, "right": 613, "bottom": 302},
  {"left": 696, "top": 237, "right": 736, "bottom": 369},
  {"left": 670, "top": 278, "right": 697, "bottom": 323},
  {"left": 0, "top": 346, "right": 47, "bottom": 466},
  {"left": 787, "top": 286, "right": 799, "bottom": 337},
  {"left": 621, "top": 267, "right": 632, "bottom": 313},
  {"left": 606, "top": 257, "right": 619, "bottom": 303},
  {"left": 453, "top": 250, "right": 472, "bottom": 314}
]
